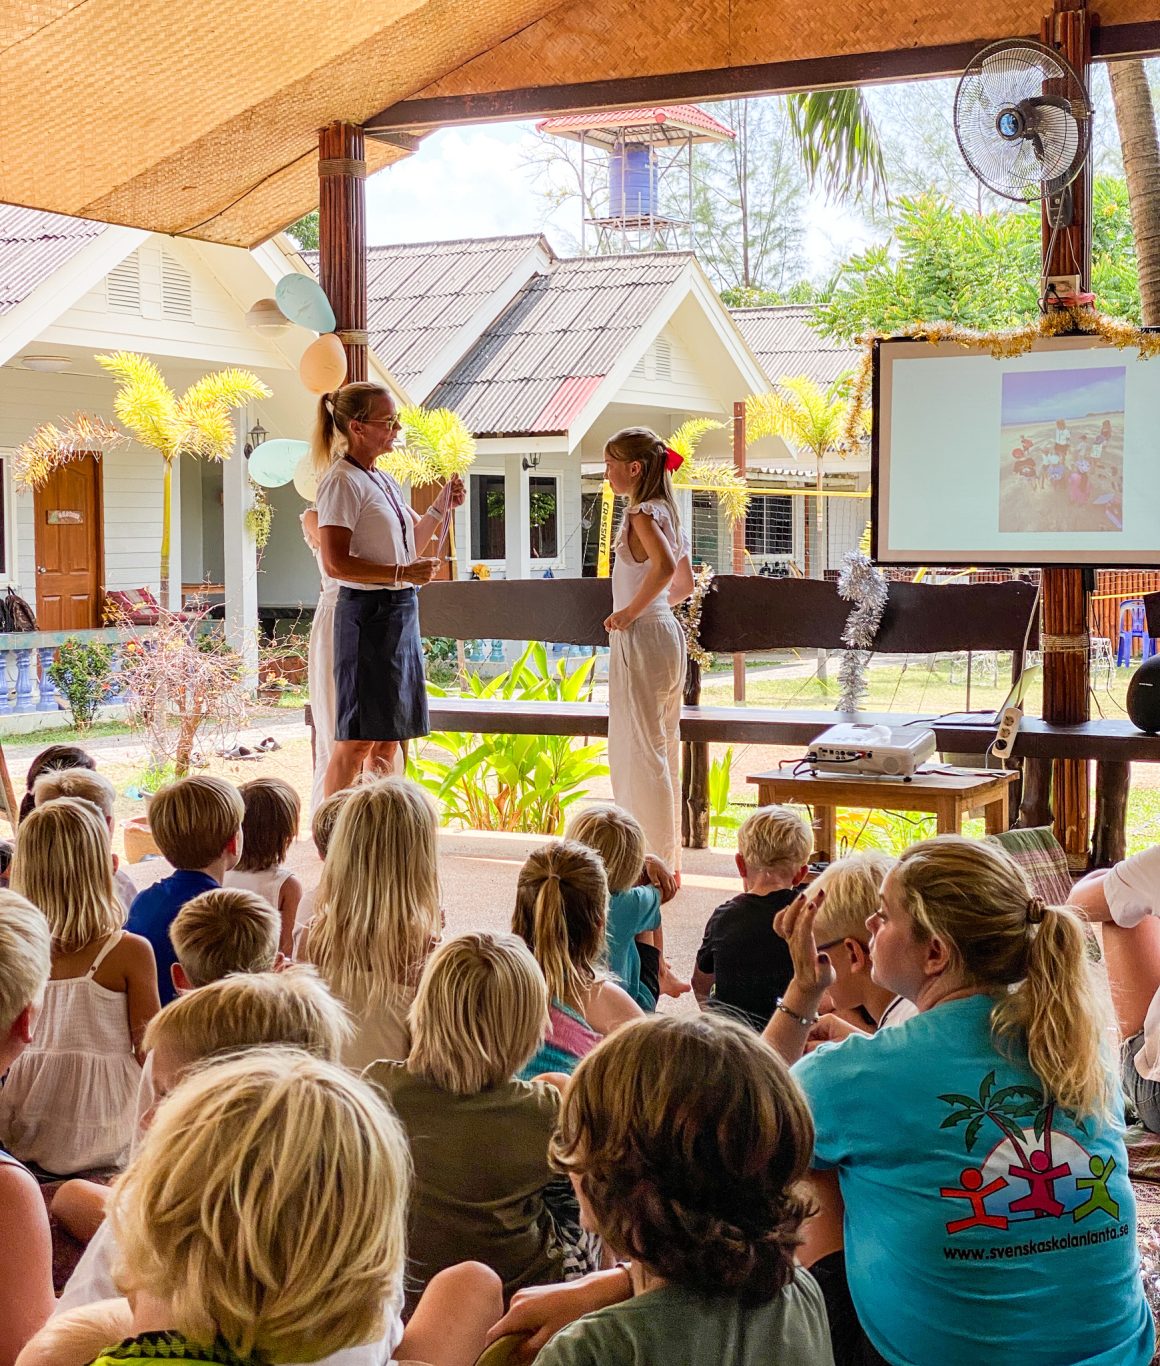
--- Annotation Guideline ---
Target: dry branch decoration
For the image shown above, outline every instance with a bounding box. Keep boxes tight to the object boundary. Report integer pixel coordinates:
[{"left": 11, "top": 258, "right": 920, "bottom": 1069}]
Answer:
[
  {"left": 836, "top": 550, "right": 887, "bottom": 713},
  {"left": 674, "top": 564, "right": 716, "bottom": 669},
  {"left": 13, "top": 413, "right": 127, "bottom": 489},
  {"left": 845, "top": 308, "right": 1160, "bottom": 448}
]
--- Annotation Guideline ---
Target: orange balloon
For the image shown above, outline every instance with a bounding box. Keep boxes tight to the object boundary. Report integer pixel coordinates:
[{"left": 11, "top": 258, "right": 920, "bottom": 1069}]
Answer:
[{"left": 299, "top": 333, "right": 347, "bottom": 394}]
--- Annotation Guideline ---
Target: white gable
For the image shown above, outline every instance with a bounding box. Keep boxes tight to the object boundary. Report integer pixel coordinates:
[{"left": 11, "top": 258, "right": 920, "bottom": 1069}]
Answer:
[{"left": 612, "top": 325, "right": 720, "bottom": 413}]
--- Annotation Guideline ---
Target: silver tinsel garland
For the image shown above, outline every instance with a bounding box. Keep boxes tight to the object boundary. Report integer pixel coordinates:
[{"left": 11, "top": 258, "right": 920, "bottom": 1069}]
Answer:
[{"left": 836, "top": 551, "right": 888, "bottom": 713}]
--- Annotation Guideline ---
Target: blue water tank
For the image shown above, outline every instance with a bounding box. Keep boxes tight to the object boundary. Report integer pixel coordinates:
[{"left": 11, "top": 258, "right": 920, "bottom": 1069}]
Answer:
[{"left": 608, "top": 144, "right": 657, "bottom": 219}]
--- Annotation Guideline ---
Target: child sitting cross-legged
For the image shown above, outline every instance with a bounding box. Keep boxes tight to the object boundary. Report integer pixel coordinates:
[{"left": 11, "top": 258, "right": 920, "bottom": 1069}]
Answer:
[
  {"left": 224, "top": 776, "right": 304, "bottom": 955},
  {"left": 488, "top": 1013, "right": 834, "bottom": 1366},
  {"left": 692, "top": 804, "right": 811, "bottom": 1030},
  {"left": 370, "top": 931, "right": 593, "bottom": 1307},
  {"left": 513, "top": 841, "right": 641, "bottom": 1080},
  {"left": 21, "top": 1050, "right": 505, "bottom": 1366}
]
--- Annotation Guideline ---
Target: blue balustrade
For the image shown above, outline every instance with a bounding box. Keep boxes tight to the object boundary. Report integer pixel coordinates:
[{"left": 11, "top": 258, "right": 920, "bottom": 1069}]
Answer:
[{"left": 0, "top": 628, "right": 153, "bottom": 720}]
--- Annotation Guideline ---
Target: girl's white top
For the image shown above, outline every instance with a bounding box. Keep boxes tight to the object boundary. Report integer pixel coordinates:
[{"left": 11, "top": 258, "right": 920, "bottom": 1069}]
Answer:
[
  {"left": 0, "top": 931, "right": 140, "bottom": 1174},
  {"left": 611, "top": 499, "right": 689, "bottom": 616},
  {"left": 225, "top": 863, "right": 296, "bottom": 913}
]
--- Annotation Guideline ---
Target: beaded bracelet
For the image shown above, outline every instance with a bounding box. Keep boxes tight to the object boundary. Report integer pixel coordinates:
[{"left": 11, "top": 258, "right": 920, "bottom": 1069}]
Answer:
[{"left": 775, "top": 997, "right": 819, "bottom": 1027}]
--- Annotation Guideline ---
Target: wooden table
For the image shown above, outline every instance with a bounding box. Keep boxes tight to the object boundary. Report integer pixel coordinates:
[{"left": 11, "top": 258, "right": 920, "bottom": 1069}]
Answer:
[{"left": 746, "top": 767, "right": 1021, "bottom": 862}]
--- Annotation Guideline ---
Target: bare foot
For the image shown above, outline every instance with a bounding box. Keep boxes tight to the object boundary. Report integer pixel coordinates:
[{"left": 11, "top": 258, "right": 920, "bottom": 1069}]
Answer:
[{"left": 659, "top": 959, "right": 691, "bottom": 998}]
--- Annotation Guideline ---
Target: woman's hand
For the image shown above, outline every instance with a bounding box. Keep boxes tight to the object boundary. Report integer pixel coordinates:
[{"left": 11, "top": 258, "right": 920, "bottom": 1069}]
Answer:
[
  {"left": 604, "top": 609, "right": 635, "bottom": 632},
  {"left": 400, "top": 558, "right": 438, "bottom": 586},
  {"left": 433, "top": 475, "right": 466, "bottom": 514},
  {"left": 773, "top": 889, "right": 837, "bottom": 1005}
]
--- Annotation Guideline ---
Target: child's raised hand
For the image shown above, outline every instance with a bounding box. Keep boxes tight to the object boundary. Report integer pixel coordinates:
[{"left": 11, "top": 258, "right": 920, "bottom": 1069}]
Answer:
[{"left": 773, "top": 889, "right": 836, "bottom": 999}]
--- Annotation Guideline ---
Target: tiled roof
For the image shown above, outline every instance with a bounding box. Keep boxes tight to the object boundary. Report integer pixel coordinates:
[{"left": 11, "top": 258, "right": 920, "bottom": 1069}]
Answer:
[
  {"left": 730, "top": 305, "right": 861, "bottom": 390},
  {"left": 537, "top": 105, "right": 734, "bottom": 146},
  {"left": 304, "top": 234, "right": 549, "bottom": 390},
  {"left": 0, "top": 205, "right": 106, "bottom": 316},
  {"left": 427, "top": 252, "right": 691, "bottom": 436}
]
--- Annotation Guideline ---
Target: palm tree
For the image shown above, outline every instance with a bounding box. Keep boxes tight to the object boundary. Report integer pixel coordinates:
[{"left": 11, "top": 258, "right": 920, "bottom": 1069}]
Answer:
[
  {"left": 95, "top": 353, "right": 271, "bottom": 604},
  {"left": 786, "top": 90, "right": 887, "bottom": 203},
  {"left": 1108, "top": 61, "right": 1160, "bottom": 325},
  {"left": 939, "top": 1070, "right": 1043, "bottom": 1168},
  {"left": 667, "top": 418, "right": 750, "bottom": 523}
]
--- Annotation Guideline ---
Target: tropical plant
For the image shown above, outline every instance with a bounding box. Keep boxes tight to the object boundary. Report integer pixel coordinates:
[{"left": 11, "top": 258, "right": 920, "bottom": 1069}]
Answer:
[
  {"left": 46, "top": 636, "right": 115, "bottom": 731},
  {"left": 938, "top": 1069, "right": 1046, "bottom": 1168},
  {"left": 1108, "top": 60, "right": 1160, "bottom": 325},
  {"left": 708, "top": 747, "right": 739, "bottom": 846},
  {"left": 668, "top": 418, "right": 750, "bottom": 523},
  {"left": 13, "top": 413, "right": 127, "bottom": 490},
  {"left": 94, "top": 353, "right": 271, "bottom": 603},
  {"left": 785, "top": 90, "right": 887, "bottom": 202},
  {"left": 408, "top": 642, "right": 608, "bottom": 834},
  {"left": 388, "top": 405, "right": 476, "bottom": 487}
]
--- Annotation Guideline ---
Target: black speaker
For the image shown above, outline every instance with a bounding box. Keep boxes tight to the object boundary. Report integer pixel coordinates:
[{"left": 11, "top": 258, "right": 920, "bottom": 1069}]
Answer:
[{"left": 1127, "top": 655, "right": 1160, "bottom": 734}]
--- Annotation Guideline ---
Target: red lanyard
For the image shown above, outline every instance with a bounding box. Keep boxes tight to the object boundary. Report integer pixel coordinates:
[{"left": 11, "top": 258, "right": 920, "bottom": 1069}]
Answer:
[{"left": 343, "top": 455, "right": 410, "bottom": 555}]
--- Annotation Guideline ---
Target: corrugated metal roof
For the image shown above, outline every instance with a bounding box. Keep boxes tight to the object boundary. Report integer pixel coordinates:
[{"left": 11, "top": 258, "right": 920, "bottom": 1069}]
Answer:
[
  {"left": 304, "top": 234, "right": 549, "bottom": 390},
  {"left": 0, "top": 205, "right": 106, "bottom": 315},
  {"left": 730, "top": 305, "right": 861, "bottom": 390},
  {"left": 426, "top": 251, "right": 691, "bottom": 436},
  {"left": 536, "top": 105, "right": 735, "bottom": 147}
]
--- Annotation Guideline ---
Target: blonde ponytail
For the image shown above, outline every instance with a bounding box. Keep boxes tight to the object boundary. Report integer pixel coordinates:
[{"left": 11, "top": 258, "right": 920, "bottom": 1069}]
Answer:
[
  {"left": 512, "top": 841, "right": 608, "bottom": 1009},
  {"left": 894, "top": 837, "right": 1115, "bottom": 1123},
  {"left": 309, "top": 392, "right": 338, "bottom": 478},
  {"left": 309, "top": 382, "right": 392, "bottom": 479}
]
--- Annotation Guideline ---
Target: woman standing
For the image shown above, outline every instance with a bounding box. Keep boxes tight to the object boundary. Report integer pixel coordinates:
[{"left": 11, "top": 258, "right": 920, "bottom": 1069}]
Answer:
[{"left": 310, "top": 383, "right": 463, "bottom": 797}]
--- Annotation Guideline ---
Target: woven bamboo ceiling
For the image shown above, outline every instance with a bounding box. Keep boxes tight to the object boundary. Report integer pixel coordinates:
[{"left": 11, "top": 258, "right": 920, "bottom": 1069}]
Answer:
[{"left": 1, "top": 0, "right": 1156, "bottom": 249}]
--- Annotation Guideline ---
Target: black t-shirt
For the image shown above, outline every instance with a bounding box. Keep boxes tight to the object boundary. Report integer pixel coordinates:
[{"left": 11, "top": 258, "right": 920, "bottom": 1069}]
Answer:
[{"left": 695, "top": 885, "right": 803, "bottom": 1031}]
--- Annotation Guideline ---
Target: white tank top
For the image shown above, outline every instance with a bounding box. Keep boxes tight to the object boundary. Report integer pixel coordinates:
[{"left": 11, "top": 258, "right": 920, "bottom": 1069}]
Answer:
[
  {"left": 226, "top": 864, "right": 294, "bottom": 912},
  {"left": 611, "top": 499, "right": 688, "bottom": 614}
]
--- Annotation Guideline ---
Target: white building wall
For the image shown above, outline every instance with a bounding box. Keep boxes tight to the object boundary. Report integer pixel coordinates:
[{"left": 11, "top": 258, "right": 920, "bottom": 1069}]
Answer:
[{"left": 610, "top": 328, "right": 723, "bottom": 414}]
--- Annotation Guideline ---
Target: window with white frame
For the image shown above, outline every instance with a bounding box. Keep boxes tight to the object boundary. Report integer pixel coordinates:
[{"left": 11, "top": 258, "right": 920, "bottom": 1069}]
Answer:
[
  {"left": 470, "top": 474, "right": 505, "bottom": 560},
  {"left": 529, "top": 476, "right": 558, "bottom": 558}
]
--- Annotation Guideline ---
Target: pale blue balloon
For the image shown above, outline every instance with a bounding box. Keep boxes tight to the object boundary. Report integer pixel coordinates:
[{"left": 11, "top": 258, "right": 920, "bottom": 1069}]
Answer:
[
  {"left": 249, "top": 438, "right": 309, "bottom": 488},
  {"left": 275, "top": 274, "right": 337, "bottom": 333}
]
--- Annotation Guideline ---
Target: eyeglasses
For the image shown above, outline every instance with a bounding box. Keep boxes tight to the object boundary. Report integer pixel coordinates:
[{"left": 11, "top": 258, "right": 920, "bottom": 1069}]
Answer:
[{"left": 362, "top": 414, "right": 402, "bottom": 431}]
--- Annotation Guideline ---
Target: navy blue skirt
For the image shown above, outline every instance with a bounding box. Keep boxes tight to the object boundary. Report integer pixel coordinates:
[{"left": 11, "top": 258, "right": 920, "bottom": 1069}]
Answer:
[{"left": 333, "top": 586, "right": 429, "bottom": 742}]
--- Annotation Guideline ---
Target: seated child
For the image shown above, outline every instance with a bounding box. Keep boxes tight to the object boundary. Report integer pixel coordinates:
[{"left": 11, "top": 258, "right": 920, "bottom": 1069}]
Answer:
[
  {"left": 566, "top": 802, "right": 675, "bottom": 1009},
  {"left": 1, "top": 799, "right": 160, "bottom": 1175},
  {"left": 224, "top": 776, "right": 303, "bottom": 955},
  {"left": 18, "top": 743, "right": 95, "bottom": 822},
  {"left": 300, "top": 776, "right": 443, "bottom": 1069},
  {"left": 513, "top": 840, "right": 641, "bottom": 1080},
  {"left": 0, "top": 838, "right": 12, "bottom": 888},
  {"left": 293, "top": 784, "right": 354, "bottom": 946},
  {"left": 126, "top": 776, "right": 244, "bottom": 1005},
  {"left": 37, "top": 1051, "right": 503, "bottom": 1366},
  {"left": 33, "top": 766, "right": 136, "bottom": 911},
  {"left": 16, "top": 1301, "right": 132, "bottom": 1366},
  {"left": 0, "top": 891, "right": 55, "bottom": 1364},
  {"left": 511, "top": 1013, "right": 833, "bottom": 1366},
  {"left": 692, "top": 805, "right": 811, "bottom": 1030},
  {"left": 371, "top": 931, "right": 584, "bottom": 1302}
]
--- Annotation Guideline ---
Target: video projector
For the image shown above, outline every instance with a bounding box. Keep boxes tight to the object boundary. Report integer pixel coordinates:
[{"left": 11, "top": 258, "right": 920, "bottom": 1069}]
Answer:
[{"left": 806, "top": 723, "right": 937, "bottom": 779}]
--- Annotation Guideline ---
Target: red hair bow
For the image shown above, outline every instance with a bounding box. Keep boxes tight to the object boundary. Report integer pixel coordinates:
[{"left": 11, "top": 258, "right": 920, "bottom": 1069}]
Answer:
[{"left": 664, "top": 445, "right": 684, "bottom": 472}]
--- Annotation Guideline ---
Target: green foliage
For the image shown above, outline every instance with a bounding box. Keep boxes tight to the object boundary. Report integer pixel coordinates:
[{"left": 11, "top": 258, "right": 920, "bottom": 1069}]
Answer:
[
  {"left": 720, "top": 281, "right": 818, "bottom": 308},
  {"left": 134, "top": 758, "right": 177, "bottom": 796},
  {"left": 287, "top": 211, "right": 319, "bottom": 251},
  {"left": 834, "top": 808, "right": 936, "bottom": 855},
  {"left": 786, "top": 90, "right": 887, "bottom": 202},
  {"left": 709, "top": 747, "right": 739, "bottom": 846},
  {"left": 388, "top": 406, "right": 476, "bottom": 487},
  {"left": 747, "top": 375, "right": 866, "bottom": 460},
  {"left": 47, "top": 637, "right": 115, "bottom": 731},
  {"left": 408, "top": 643, "right": 608, "bottom": 835},
  {"left": 812, "top": 176, "right": 1142, "bottom": 340}
]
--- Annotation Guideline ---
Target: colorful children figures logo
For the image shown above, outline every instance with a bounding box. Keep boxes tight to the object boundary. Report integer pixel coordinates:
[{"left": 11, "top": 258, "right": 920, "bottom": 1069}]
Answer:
[{"left": 937, "top": 1071, "right": 1120, "bottom": 1236}]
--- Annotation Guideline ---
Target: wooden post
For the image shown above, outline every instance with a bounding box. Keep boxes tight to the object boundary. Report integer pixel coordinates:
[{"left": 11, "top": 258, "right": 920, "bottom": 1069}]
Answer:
[
  {"left": 318, "top": 122, "right": 368, "bottom": 385},
  {"left": 682, "top": 657, "right": 709, "bottom": 848},
  {"left": 1039, "top": 0, "right": 1093, "bottom": 871},
  {"left": 732, "top": 400, "right": 747, "bottom": 703}
]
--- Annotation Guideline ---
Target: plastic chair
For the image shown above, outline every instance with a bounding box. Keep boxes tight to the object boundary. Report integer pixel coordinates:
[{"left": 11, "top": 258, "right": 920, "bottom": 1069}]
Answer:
[{"left": 1116, "top": 599, "right": 1156, "bottom": 667}]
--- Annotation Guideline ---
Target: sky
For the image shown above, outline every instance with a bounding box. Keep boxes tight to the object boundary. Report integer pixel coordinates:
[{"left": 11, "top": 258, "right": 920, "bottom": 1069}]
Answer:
[{"left": 1001, "top": 366, "right": 1127, "bottom": 425}]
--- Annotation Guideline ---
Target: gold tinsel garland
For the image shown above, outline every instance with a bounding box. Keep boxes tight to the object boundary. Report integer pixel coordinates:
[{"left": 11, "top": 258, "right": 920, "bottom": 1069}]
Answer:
[
  {"left": 674, "top": 564, "right": 715, "bottom": 669},
  {"left": 843, "top": 308, "right": 1160, "bottom": 449}
]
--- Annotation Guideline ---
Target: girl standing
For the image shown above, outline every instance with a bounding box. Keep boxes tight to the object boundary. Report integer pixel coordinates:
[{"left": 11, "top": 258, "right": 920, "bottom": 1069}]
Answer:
[
  {"left": 310, "top": 382, "right": 464, "bottom": 797},
  {"left": 0, "top": 799, "right": 160, "bottom": 1175},
  {"left": 602, "top": 428, "right": 695, "bottom": 873},
  {"left": 300, "top": 507, "right": 340, "bottom": 813}
]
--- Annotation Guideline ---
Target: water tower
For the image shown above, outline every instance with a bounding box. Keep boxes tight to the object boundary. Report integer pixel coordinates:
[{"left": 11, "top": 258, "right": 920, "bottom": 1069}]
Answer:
[{"left": 537, "top": 105, "right": 735, "bottom": 254}]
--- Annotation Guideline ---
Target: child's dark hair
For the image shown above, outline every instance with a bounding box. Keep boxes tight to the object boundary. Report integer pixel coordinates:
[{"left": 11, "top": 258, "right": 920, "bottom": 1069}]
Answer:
[
  {"left": 234, "top": 777, "right": 301, "bottom": 873},
  {"left": 552, "top": 1013, "right": 815, "bottom": 1301},
  {"left": 20, "top": 744, "right": 95, "bottom": 821},
  {"left": 512, "top": 840, "right": 607, "bottom": 1008}
]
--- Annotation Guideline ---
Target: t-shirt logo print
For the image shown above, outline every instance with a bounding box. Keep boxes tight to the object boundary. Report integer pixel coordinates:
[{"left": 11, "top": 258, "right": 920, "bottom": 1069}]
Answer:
[{"left": 937, "top": 1070, "right": 1119, "bottom": 1235}]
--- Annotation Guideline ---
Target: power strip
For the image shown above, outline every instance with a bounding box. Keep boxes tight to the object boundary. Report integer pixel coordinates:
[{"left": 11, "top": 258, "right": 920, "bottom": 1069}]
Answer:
[{"left": 991, "top": 704, "right": 1024, "bottom": 760}]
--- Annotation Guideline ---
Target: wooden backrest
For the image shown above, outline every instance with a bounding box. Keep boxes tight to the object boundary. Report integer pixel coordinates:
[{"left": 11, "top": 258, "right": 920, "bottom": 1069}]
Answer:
[{"left": 417, "top": 576, "right": 1040, "bottom": 654}]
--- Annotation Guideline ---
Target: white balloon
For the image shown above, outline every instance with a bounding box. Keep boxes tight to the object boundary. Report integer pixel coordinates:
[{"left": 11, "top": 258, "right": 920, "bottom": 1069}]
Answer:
[{"left": 293, "top": 452, "right": 318, "bottom": 502}]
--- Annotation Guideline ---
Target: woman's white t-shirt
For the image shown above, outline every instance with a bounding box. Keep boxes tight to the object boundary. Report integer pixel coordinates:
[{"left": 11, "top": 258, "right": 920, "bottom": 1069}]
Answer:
[{"left": 316, "top": 459, "right": 419, "bottom": 591}]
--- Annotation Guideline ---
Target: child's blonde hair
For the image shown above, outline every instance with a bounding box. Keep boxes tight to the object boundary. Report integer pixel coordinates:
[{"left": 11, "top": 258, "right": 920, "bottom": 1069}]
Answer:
[
  {"left": 33, "top": 766, "right": 116, "bottom": 822},
  {"left": 604, "top": 426, "right": 680, "bottom": 528},
  {"left": 553, "top": 1014, "right": 814, "bottom": 1300},
  {"left": 147, "top": 776, "right": 244, "bottom": 870},
  {"left": 110, "top": 1050, "right": 410, "bottom": 1360},
  {"left": 738, "top": 805, "right": 812, "bottom": 878},
  {"left": 143, "top": 966, "right": 351, "bottom": 1067},
  {"left": 15, "top": 1299, "right": 134, "bottom": 1366},
  {"left": 234, "top": 776, "right": 300, "bottom": 873},
  {"left": 312, "top": 786, "right": 354, "bottom": 859},
  {"left": 169, "top": 888, "right": 280, "bottom": 988},
  {"left": 512, "top": 840, "right": 607, "bottom": 1008},
  {"left": 12, "top": 798, "right": 121, "bottom": 952},
  {"left": 566, "top": 802, "right": 645, "bottom": 895},
  {"left": 812, "top": 852, "right": 895, "bottom": 946},
  {"left": 408, "top": 932, "right": 549, "bottom": 1094},
  {"left": 893, "top": 836, "right": 1114, "bottom": 1120},
  {"left": 304, "top": 777, "right": 441, "bottom": 1007},
  {"left": 0, "top": 890, "right": 51, "bottom": 1032}
]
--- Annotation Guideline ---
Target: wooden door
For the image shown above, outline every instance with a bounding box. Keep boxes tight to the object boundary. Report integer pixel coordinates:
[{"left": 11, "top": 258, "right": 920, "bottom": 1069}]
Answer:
[
  {"left": 33, "top": 455, "right": 103, "bottom": 630},
  {"left": 411, "top": 482, "right": 452, "bottom": 581}
]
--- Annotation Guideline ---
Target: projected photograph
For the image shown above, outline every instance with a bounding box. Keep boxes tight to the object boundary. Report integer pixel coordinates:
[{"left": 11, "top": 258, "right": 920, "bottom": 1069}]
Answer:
[{"left": 999, "top": 366, "right": 1125, "bottom": 533}]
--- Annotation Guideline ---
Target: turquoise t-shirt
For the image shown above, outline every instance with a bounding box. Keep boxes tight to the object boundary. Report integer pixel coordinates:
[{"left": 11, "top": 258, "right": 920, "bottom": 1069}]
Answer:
[
  {"left": 792, "top": 994, "right": 1153, "bottom": 1366},
  {"left": 606, "top": 886, "right": 662, "bottom": 1009}
]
